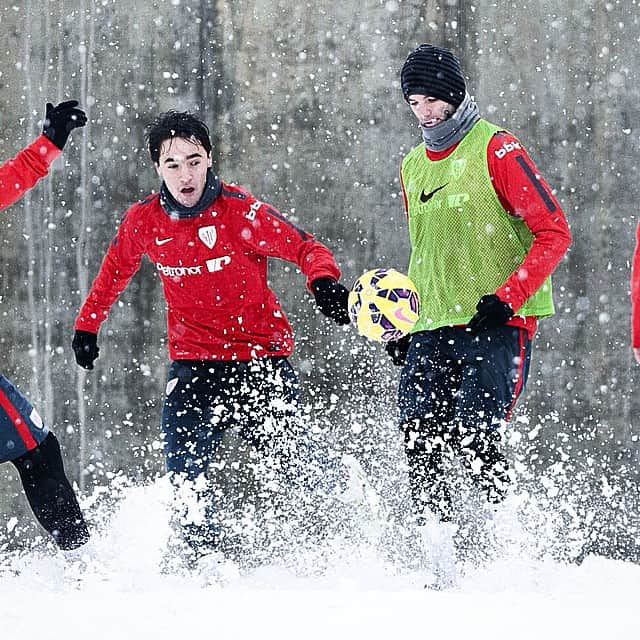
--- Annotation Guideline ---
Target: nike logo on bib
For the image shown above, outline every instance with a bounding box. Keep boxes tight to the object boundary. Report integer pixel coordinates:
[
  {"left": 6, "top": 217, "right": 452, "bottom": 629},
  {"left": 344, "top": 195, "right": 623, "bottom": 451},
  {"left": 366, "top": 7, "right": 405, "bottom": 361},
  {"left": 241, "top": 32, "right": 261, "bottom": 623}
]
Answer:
[
  {"left": 155, "top": 237, "right": 174, "bottom": 246},
  {"left": 420, "top": 183, "right": 448, "bottom": 203}
]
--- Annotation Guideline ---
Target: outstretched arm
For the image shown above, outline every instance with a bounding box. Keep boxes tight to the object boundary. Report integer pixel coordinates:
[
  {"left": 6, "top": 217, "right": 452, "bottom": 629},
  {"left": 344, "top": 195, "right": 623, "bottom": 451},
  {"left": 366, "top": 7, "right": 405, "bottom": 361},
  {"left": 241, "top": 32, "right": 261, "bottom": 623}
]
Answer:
[
  {"left": 0, "top": 101, "right": 86, "bottom": 211},
  {"left": 0, "top": 136, "right": 60, "bottom": 211}
]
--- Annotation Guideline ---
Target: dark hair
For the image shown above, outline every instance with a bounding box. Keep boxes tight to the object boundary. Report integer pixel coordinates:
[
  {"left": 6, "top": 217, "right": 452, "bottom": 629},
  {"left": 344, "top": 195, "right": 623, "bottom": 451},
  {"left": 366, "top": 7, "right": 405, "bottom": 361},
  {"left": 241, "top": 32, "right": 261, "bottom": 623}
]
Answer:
[{"left": 146, "top": 110, "right": 212, "bottom": 164}]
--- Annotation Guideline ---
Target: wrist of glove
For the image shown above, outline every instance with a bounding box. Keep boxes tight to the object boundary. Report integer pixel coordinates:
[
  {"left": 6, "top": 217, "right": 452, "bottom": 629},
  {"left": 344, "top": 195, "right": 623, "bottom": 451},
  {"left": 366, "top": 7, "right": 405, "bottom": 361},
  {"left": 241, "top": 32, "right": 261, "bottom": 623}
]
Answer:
[
  {"left": 311, "top": 277, "right": 351, "bottom": 325},
  {"left": 72, "top": 330, "right": 99, "bottom": 370},
  {"left": 385, "top": 334, "right": 411, "bottom": 367},
  {"left": 467, "top": 294, "right": 514, "bottom": 334},
  {"left": 42, "top": 100, "right": 87, "bottom": 150}
]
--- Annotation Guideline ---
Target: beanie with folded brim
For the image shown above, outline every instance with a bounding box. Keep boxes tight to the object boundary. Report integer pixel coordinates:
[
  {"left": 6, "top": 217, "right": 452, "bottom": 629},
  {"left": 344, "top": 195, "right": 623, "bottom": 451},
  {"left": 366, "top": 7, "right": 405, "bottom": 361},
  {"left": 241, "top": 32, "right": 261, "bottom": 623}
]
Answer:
[{"left": 401, "top": 43, "right": 466, "bottom": 108}]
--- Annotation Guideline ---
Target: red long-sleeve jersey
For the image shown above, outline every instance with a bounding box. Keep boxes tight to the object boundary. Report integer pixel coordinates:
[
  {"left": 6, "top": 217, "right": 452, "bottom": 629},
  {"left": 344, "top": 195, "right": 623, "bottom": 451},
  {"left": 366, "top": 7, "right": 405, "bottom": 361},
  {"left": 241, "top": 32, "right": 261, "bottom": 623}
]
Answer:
[
  {"left": 0, "top": 135, "right": 60, "bottom": 211},
  {"left": 401, "top": 128, "right": 571, "bottom": 338},
  {"left": 75, "top": 183, "right": 341, "bottom": 361},
  {"left": 630, "top": 222, "right": 640, "bottom": 347}
]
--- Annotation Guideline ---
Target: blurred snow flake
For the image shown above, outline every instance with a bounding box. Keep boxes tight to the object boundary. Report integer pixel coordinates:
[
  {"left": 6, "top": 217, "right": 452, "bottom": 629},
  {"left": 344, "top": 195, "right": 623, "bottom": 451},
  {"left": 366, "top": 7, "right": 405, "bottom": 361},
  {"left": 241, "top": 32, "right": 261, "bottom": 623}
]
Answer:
[{"left": 608, "top": 71, "right": 625, "bottom": 88}]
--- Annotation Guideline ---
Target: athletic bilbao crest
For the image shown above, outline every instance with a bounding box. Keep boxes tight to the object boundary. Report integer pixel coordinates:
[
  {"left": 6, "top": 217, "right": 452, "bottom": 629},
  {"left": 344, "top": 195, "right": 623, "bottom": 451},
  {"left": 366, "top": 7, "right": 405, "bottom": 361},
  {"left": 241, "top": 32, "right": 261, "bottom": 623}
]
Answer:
[
  {"left": 198, "top": 225, "right": 217, "bottom": 249},
  {"left": 451, "top": 158, "right": 467, "bottom": 179}
]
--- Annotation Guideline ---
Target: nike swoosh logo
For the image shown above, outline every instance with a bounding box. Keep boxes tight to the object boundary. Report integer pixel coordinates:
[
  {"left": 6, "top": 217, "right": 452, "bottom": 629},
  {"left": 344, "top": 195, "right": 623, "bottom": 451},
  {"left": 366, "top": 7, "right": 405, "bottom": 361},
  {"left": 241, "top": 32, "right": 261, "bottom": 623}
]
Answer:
[
  {"left": 155, "top": 237, "right": 174, "bottom": 246},
  {"left": 420, "top": 183, "right": 448, "bottom": 203}
]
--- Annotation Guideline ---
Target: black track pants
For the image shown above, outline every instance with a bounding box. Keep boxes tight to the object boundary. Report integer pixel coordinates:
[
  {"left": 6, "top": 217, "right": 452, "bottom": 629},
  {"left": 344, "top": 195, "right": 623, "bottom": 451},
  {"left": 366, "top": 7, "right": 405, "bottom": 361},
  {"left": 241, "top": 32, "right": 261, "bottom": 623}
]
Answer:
[{"left": 11, "top": 432, "right": 89, "bottom": 550}]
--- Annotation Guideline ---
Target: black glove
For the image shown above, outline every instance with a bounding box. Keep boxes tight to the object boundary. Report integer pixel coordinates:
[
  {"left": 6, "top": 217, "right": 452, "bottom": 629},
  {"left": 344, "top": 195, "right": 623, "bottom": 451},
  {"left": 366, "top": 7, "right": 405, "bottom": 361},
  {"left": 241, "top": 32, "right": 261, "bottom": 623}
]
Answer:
[
  {"left": 72, "top": 330, "right": 99, "bottom": 370},
  {"left": 310, "top": 277, "right": 351, "bottom": 325},
  {"left": 385, "top": 334, "right": 411, "bottom": 366},
  {"left": 467, "top": 294, "right": 514, "bottom": 334},
  {"left": 42, "top": 100, "right": 87, "bottom": 150}
]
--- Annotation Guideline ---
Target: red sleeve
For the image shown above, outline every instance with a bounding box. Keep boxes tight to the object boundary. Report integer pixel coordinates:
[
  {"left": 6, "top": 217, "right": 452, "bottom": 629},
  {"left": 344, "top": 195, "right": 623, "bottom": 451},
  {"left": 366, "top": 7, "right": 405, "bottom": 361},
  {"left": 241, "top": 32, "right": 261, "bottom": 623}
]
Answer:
[
  {"left": 488, "top": 132, "right": 572, "bottom": 311},
  {"left": 0, "top": 135, "right": 60, "bottom": 210},
  {"left": 74, "top": 203, "right": 147, "bottom": 333},
  {"left": 237, "top": 198, "right": 341, "bottom": 289},
  {"left": 631, "top": 222, "right": 640, "bottom": 347}
]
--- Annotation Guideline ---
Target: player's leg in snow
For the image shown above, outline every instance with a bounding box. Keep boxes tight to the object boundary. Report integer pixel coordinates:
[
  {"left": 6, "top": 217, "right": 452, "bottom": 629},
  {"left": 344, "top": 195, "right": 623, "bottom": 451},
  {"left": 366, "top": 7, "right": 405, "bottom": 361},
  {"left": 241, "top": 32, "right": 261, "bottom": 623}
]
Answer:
[
  {"left": 404, "top": 426, "right": 454, "bottom": 523},
  {"left": 0, "top": 373, "right": 89, "bottom": 551},
  {"left": 455, "top": 325, "right": 532, "bottom": 507},
  {"left": 10, "top": 433, "right": 90, "bottom": 551},
  {"left": 461, "top": 426, "right": 511, "bottom": 505},
  {"left": 403, "top": 425, "right": 458, "bottom": 588},
  {"left": 417, "top": 512, "right": 458, "bottom": 590},
  {"left": 161, "top": 363, "right": 225, "bottom": 565},
  {"left": 243, "top": 358, "right": 384, "bottom": 546},
  {"left": 167, "top": 471, "right": 220, "bottom": 565},
  {"left": 238, "top": 358, "right": 315, "bottom": 538},
  {"left": 336, "top": 453, "right": 387, "bottom": 540},
  {"left": 397, "top": 335, "right": 460, "bottom": 523}
]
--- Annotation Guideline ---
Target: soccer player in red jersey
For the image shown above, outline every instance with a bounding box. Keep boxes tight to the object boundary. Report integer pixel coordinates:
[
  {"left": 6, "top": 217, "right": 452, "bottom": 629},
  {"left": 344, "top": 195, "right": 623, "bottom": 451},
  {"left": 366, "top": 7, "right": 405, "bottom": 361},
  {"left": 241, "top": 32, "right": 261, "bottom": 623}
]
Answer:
[
  {"left": 630, "top": 223, "right": 640, "bottom": 364},
  {"left": 1, "top": 101, "right": 89, "bottom": 551},
  {"left": 72, "top": 110, "right": 351, "bottom": 559}
]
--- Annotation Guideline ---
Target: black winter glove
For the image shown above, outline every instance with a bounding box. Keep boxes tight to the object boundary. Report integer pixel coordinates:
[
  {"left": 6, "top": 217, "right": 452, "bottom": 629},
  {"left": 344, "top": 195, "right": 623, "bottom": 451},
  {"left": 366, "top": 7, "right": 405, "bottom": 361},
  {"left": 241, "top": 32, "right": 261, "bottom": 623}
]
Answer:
[
  {"left": 42, "top": 100, "right": 87, "bottom": 150},
  {"left": 467, "top": 294, "right": 514, "bottom": 334},
  {"left": 72, "top": 330, "right": 99, "bottom": 370},
  {"left": 310, "top": 277, "right": 351, "bottom": 325},
  {"left": 385, "top": 334, "right": 411, "bottom": 366}
]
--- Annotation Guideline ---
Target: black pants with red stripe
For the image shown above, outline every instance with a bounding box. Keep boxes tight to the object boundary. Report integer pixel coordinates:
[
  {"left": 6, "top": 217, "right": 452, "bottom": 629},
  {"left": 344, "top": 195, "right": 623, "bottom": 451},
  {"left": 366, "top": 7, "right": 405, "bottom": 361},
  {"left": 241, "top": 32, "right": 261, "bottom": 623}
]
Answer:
[
  {"left": 11, "top": 432, "right": 89, "bottom": 550},
  {"left": 0, "top": 373, "right": 89, "bottom": 550},
  {"left": 398, "top": 325, "right": 531, "bottom": 522}
]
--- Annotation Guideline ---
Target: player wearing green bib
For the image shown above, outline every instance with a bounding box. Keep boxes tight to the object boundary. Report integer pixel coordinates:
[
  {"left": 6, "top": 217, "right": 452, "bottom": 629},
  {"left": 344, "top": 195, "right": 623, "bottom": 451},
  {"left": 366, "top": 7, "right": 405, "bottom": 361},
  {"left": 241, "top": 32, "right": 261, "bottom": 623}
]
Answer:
[{"left": 389, "top": 44, "right": 571, "bottom": 531}]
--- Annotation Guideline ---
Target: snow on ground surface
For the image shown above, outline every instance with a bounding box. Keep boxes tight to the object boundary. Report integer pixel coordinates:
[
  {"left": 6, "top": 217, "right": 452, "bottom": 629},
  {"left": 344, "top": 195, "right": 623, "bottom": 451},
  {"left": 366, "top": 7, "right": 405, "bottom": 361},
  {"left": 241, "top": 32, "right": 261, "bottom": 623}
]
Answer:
[{"left": 1, "top": 478, "right": 639, "bottom": 640}]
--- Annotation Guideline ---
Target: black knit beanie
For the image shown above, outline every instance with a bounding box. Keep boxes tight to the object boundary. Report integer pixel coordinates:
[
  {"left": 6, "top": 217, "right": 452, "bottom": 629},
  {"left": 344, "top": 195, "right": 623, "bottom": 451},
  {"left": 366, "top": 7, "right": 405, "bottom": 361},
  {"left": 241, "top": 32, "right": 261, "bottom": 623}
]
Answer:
[{"left": 401, "top": 43, "right": 466, "bottom": 108}]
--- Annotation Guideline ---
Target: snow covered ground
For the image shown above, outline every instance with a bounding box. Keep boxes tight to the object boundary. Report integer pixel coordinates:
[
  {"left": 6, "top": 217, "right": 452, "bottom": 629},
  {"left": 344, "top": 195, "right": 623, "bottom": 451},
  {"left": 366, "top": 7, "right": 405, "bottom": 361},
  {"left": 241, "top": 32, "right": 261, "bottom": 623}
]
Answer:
[
  {"left": 2, "top": 556, "right": 639, "bottom": 640},
  {"left": 1, "top": 477, "right": 639, "bottom": 640}
]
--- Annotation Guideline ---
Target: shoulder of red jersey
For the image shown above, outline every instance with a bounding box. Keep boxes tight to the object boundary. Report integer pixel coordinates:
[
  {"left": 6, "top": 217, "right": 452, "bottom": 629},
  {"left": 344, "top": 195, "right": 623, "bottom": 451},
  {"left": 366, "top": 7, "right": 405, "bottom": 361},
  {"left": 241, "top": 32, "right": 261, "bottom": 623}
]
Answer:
[
  {"left": 218, "top": 181, "right": 312, "bottom": 241},
  {"left": 139, "top": 192, "right": 161, "bottom": 207},
  {"left": 219, "top": 181, "right": 250, "bottom": 199},
  {"left": 488, "top": 129, "right": 526, "bottom": 160},
  {"left": 122, "top": 192, "right": 161, "bottom": 219},
  {"left": 217, "top": 181, "right": 276, "bottom": 217},
  {"left": 112, "top": 193, "right": 162, "bottom": 244}
]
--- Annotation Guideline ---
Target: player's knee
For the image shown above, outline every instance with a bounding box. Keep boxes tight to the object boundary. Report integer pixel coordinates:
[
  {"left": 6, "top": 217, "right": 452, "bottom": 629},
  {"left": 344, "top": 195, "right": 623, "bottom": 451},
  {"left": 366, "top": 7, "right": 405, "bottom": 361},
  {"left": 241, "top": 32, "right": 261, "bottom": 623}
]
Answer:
[{"left": 12, "top": 432, "right": 64, "bottom": 479}]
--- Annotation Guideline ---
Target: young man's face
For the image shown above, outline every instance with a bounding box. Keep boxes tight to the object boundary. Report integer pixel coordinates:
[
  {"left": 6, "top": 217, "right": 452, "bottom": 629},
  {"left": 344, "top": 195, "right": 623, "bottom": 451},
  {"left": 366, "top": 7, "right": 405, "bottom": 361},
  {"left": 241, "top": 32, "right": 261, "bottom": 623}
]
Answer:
[
  {"left": 407, "top": 94, "right": 455, "bottom": 127},
  {"left": 155, "top": 136, "right": 212, "bottom": 207}
]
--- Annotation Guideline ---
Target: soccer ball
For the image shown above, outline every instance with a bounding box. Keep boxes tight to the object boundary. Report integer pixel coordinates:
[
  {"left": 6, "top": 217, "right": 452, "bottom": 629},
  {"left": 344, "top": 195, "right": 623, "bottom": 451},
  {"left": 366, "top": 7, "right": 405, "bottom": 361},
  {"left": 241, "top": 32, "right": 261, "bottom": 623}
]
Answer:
[{"left": 348, "top": 268, "right": 420, "bottom": 342}]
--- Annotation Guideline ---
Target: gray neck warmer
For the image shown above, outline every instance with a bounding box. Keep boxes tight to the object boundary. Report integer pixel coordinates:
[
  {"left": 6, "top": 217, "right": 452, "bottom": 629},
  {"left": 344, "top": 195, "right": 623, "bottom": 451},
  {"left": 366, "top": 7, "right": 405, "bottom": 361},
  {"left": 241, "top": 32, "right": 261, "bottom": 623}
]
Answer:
[{"left": 420, "top": 93, "right": 480, "bottom": 152}]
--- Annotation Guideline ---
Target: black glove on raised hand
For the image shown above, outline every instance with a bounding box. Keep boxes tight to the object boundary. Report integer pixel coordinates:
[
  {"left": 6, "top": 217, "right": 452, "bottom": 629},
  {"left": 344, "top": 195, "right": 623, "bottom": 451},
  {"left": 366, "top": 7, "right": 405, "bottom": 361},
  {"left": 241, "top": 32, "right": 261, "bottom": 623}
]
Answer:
[
  {"left": 42, "top": 100, "right": 87, "bottom": 150},
  {"left": 467, "top": 294, "right": 514, "bottom": 334},
  {"left": 385, "top": 334, "right": 411, "bottom": 366},
  {"left": 310, "top": 277, "right": 351, "bottom": 325},
  {"left": 72, "top": 330, "right": 99, "bottom": 370}
]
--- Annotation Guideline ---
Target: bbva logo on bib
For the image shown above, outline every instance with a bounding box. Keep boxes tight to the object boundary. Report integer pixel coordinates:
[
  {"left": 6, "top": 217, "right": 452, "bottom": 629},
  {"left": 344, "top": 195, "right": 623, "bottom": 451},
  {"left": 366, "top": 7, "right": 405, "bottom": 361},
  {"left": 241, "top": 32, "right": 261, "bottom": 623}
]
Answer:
[{"left": 198, "top": 225, "right": 217, "bottom": 249}]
